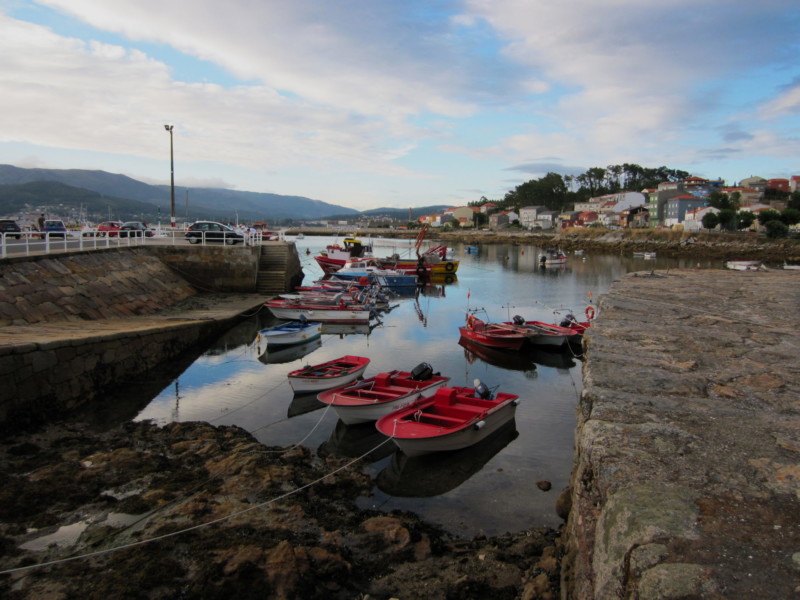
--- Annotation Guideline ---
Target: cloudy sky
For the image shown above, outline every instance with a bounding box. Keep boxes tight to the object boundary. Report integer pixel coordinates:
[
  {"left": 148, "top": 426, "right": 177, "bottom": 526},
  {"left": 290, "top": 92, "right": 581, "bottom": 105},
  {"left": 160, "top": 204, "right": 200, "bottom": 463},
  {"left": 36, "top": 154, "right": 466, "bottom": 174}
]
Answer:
[{"left": 1, "top": 0, "right": 799, "bottom": 211}]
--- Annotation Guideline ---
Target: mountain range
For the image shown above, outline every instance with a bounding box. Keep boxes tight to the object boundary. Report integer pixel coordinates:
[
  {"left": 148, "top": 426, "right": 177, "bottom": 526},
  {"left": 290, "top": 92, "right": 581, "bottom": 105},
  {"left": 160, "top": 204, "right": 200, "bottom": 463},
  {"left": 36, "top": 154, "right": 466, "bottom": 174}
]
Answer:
[{"left": 0, "top": 164, "right": 451, "bottom": 224}]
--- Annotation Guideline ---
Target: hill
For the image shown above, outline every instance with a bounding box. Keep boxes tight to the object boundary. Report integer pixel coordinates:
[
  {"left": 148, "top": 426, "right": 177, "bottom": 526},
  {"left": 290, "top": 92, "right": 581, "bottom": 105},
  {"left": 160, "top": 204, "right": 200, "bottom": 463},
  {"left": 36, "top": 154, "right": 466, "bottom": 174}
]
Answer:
[{"left": 0, "top": 164, "right": 357, "bottom": 222}]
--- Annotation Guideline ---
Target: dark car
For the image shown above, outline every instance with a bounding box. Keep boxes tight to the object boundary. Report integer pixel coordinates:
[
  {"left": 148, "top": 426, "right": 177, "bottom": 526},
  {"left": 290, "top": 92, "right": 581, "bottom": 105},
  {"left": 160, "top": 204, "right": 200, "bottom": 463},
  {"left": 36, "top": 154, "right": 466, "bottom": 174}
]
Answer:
[
  {"left": 44, "top": 219, "right": 68, "bottom": 239},
  {"left": 185, "top": 221, "right": 244, "bottom": 245},
  {"left": 0, "top": 219, "right": 22, "bottom": 239},
  {"left": 118, "top": 221, "right": 154, "bottom": 238},
  {"left": 97, "top": 220, "right": 122, "bottom": 237}
]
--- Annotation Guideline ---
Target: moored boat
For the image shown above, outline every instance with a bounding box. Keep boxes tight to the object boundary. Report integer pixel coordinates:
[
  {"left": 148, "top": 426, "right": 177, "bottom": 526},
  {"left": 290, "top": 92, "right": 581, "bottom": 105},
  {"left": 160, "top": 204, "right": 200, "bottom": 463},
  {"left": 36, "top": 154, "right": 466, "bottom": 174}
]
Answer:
[
  {"left": 317, "top": 363, "right": 449, "bottom": 425},
  {"left": 375, "top": 382, "right": 520, "bottom": 457},
  {"left": 287, "top": 355, "right": 371, "bottom": 393},
  {"left": 539, "top": 248, "right": 568, "bottom": 266},
  {"left": 725, "top": 260, "right": 762, "bottom": 271},
  {"left": 459, "top": 314, "right": 529, "bottom": 350},
  {"left": 259, "top": 319, "right": 322, "bottom": 347},
  {"left": 265, "top": 297, "right": 375, "bottom": 323}
]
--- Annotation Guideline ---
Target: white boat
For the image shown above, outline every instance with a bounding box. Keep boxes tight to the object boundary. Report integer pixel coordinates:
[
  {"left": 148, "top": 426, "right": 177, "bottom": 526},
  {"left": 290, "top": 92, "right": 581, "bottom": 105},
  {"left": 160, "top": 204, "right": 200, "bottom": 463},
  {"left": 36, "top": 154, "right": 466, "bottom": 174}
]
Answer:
[
  {"left": 539, "top": 248, "right": 568, "bottom": 266},
  {"left": 725, "top": 260, "right": 762, "bottom": 271},
  {"left": 259, "top": 320, "right": 322, "bottom": 347},
  {"left": 265, "top": 298, "right": 374, "bottom": 323},
  {"left": 287, "top": 355, "right": 371, "bottom": 393},
  {"left": 783, "top": 262, "right": 800, "bottom": 271},
  {"left": 316, "top": 363, "right": 450, "bottom": 425}
]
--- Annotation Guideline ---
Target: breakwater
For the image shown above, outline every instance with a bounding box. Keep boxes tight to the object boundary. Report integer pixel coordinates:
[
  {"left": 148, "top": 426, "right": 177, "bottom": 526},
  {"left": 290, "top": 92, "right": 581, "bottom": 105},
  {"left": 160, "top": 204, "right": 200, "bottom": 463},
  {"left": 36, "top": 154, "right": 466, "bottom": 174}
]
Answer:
[{"left": 562, "top": 269, "right": 800, "bottom": 598}]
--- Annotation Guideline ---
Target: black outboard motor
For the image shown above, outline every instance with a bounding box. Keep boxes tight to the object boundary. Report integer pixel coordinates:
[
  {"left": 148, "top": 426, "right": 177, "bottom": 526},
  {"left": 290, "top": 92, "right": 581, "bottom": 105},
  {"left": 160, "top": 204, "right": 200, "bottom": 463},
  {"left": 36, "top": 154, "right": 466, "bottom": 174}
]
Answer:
[
  {"left": 410, "top": 362, "right": 433, "bottom": 381},
  {"left": 512, "top": 315, "right": 525, "bottom": 326},
  {"left": 473, "top": 378, "right": 494, "bottom": 400},
  {"left": 559, "top": 313, "right": 576, "bottom": 327}
]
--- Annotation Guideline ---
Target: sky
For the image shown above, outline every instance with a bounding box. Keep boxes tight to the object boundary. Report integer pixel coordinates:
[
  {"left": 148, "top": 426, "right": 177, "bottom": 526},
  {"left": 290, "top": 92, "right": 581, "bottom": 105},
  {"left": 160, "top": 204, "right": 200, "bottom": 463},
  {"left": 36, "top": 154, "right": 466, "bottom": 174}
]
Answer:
[{"left": 1, "top": 0, "right": 799, "bottom": 212}]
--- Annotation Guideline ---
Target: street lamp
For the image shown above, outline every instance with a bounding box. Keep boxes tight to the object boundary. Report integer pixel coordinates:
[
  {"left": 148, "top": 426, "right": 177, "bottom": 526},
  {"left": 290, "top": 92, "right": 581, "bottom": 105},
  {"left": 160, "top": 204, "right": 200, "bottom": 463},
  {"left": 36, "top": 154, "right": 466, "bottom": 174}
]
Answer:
[{"left": 164, "top": 124, "right": 175, "bottom": 228}]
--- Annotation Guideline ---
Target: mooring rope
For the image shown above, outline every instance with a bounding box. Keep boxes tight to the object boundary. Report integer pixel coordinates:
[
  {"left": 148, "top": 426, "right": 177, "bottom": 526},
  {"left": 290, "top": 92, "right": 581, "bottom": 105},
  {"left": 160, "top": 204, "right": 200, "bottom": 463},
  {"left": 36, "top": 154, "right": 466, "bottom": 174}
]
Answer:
[{"left": 0, "top": 436, "right": 395, "bottom": 576}]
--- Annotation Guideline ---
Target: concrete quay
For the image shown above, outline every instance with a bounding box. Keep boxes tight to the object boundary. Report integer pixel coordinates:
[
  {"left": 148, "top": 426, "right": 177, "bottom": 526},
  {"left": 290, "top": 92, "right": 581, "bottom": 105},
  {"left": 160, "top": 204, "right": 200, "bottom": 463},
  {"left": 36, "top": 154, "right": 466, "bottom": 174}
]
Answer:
[{"left": 562, "top": 269, "right": 800, "bottom": 599}]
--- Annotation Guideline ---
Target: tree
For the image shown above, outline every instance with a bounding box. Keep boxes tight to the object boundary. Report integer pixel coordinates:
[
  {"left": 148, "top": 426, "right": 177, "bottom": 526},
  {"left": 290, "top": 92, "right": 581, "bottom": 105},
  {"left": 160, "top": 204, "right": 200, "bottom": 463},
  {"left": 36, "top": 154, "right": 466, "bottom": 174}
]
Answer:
[
  {"left": 779, "top": 208, "right": 800, "bottom": 226},
  {"left": 707, "top": 191, "right": 732, "bottom": 210},
  {"left": 701, "top": 212, "right": 719, "bottom": 231},
  {"left": 717, "top": 208, "right": 737, "bottom": 231},
  {"left": 765, "top": 220, "right": 789, "bottom": 238},
  {"left": 757, "top": 209, "right": 782, "bottom": 226},
  {"left": 736, "top": 211, "right": 755, "bottom": 230}
]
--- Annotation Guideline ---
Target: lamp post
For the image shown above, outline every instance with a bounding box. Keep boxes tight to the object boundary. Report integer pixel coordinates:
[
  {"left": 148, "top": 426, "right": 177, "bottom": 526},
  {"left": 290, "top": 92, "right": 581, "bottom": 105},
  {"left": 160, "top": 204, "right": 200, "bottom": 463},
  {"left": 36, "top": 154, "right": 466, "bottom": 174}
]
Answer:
[{"left": 164, "top": 124, "right": 175, "bottom": 228}]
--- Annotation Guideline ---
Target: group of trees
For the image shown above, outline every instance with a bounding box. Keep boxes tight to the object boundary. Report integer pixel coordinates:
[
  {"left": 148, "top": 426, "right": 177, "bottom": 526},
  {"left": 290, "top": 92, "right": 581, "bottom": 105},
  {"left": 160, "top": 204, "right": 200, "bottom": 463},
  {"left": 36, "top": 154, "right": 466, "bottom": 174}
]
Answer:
[{"left": 473, "top": 163, "right": 691, "bottom": 215}]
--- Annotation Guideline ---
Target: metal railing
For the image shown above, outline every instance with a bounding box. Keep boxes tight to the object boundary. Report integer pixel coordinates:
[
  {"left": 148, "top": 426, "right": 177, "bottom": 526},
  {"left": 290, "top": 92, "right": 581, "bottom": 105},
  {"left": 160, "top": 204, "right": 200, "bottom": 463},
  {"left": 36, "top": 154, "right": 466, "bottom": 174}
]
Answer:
[{"left": 1, "top": 228, "right": 280, "bottom": 258}]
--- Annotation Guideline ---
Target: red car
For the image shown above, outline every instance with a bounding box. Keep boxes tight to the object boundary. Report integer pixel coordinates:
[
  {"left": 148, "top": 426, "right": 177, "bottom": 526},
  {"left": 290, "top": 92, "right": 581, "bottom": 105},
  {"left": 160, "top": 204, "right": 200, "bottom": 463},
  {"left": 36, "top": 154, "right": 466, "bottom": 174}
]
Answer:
[{"left": 97, "top": 221, "right": 122, "bottom": 237}]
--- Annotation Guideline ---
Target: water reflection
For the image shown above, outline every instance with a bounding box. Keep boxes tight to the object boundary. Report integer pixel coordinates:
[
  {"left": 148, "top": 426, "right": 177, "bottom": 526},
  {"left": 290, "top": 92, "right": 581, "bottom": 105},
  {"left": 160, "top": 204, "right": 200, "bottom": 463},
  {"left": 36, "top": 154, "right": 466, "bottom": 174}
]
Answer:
[
  {"left": 257, "top": 338, "right": 322, "bottom": 364},
  {"left": 318, "top": 420, "right": 395, "bottom": 463},
  {"left": 376, "top": 419, "right": 519, "bottom": 497}
]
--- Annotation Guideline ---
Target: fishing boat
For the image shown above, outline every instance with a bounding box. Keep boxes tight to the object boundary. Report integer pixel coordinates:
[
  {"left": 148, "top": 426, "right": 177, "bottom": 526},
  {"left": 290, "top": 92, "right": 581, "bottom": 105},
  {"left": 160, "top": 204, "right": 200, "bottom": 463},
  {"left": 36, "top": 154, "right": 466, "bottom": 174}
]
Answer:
[
  {"left": 725, "top": 260, "right": 762, "bottom": 271},
  {"left": 459, "top": 314, "right": 529, "bottom": 350},
  {"left": 505, "top": 315, "right": 582, "bottom": 347},
  {"left": 287, "top": 355, "right": 371, "bottom": 393},
  {"left": 257, "top": 338, "right": 321, "bottom": 365},
  {"left": 259, "top": 319, "right": 322, "bottom": 347},
  {"left": 784, "top": 262, "right": 800, "bottom": 271},
  {"left": 315, "top": 236, "right": 374, "bottom": 274},
  {"left": 265, "top": 297, "right": 375, "bottom": 323},
  {"left": 539, "top": 248, "right": 568, "bottom": 266},
  {"left": 316, "top": 363, "right": 450, "bottom": 425},
  {"left": 374, "top": 382, "right": 520, "bottom": 457},
  {"left": 333, "top": 259, "right": 418, "bottom": 288}
]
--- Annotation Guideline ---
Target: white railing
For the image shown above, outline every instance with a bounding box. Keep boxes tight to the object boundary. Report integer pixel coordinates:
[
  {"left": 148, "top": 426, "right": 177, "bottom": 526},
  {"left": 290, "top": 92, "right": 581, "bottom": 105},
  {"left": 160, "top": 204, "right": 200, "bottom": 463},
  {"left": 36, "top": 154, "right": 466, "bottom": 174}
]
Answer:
[{"left": 0, "top": 228, "right": 277, "bottom": 258}]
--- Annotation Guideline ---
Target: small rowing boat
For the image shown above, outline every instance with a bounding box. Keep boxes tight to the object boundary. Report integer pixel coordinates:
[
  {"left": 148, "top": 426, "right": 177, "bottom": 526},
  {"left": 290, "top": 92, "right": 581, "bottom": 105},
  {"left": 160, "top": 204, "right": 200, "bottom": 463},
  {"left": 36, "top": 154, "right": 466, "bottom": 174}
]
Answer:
[
  {"left": 287, "top": 355, "right": 371, "bottom": 393},
  {"left": 317, "top": 363, "right": 449, "bottom": 425},
  {"left": 259, "top": 319, "right": 322, "bottom": 347},
  {"left": 375, "top": 381, "right": 520, "bottom": 456},
  {"left": 459, "top": 314, "right": 529, "bottom": 350}
]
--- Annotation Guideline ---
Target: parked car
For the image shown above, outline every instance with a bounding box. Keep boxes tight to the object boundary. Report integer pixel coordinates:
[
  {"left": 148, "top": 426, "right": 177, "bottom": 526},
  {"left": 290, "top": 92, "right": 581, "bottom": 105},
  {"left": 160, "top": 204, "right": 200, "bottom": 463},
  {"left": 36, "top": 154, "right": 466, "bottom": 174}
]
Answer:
[
  {"left": 118, "top": 221, "right": 154, "bottom": 238},
  {"left": 97, "top": 221, "right": 122, "bottom": 237},
  {"left": 44, "top": 219, "right": 68, "bottom": 239},
  {"left": 185, "top": 221, "right": 244, "bottom": 245},
  {"left": 0, "top": 219, "right": 22, "bottom": 239}
]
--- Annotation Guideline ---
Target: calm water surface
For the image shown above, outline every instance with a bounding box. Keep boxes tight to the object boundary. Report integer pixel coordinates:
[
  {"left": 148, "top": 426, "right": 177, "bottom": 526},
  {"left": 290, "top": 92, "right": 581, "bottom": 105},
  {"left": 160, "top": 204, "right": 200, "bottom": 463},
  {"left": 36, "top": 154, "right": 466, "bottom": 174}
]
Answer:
[{"left": 132, "top": 236, "right": 713, "bottom": 536}]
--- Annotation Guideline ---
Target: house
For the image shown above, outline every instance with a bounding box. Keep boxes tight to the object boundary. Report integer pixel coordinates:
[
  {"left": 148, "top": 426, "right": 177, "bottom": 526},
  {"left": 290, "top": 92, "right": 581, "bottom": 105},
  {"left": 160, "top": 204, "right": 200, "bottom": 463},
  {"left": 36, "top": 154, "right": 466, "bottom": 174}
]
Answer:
[
  {"left": 488, "top": 212, "right": 510, "bottom": 227},
  {"left": 558, "top": 211, "right": 581, "bottom": 228},
  {"left": 683, "top": 206, "right": 720, "bottom": 232},
  {"left": 619, "top": 206, "right": 649, "bottom": 229},
  {"left": 535, "top": 210, "right": 558, "bottom": 230},
  {"left": 739, "top": 176, "right": 767, "bottom": 191},
  {"left": 480, "top": 202, "right": 499, "bottom": 214},
  {"left": 767, "top": 178, "right": 790, "bottom": 193},
  {"left": 518, "top": 205, "right": 548, "bottom": 230},
  {"left": 578, "top": 211, "right": 599, "bottom": 226},
  {"left": 664, "top": 195, "right": 707, "bottom": 227}
]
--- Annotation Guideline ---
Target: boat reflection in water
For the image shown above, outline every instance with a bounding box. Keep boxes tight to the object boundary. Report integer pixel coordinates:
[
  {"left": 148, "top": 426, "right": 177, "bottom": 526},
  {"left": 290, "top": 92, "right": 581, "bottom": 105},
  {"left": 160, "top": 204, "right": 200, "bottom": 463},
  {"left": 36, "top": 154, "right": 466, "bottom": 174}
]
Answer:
[
  {"left": 318, "top": 420, "right": 395, "bottom": 463},
  {"left": 376, "top": 418, "right": 518, "bottom": 497},
  {"left": 257, "top": 338, "right": 322, "bottom": 365},
  {"left": 526, "top": 345, "right": 581, "bottom": 370},
  {"left": 321, "top": 322, "right": 380, "bottom": 337},
  {"left": 458, "top": 336, "right": 537, "bottom": 376},
  {"left": 287, "top": 392, "right": 326, "bottom": 418}
]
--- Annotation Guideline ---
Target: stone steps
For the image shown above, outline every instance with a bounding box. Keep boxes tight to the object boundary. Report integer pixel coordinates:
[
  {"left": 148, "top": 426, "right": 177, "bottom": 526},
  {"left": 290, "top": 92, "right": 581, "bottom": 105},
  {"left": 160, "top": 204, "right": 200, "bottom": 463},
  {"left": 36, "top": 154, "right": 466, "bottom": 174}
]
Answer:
[{"left": 256, "top": 244, "right": 290, "bottom": 295}]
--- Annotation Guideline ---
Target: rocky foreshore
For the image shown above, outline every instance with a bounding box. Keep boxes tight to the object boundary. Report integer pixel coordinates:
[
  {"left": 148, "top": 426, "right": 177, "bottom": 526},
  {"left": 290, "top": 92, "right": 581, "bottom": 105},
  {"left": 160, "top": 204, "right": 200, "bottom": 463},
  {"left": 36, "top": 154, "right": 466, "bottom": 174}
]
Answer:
[{"left": 0, "top": 421, "right": 561, "bottom": 600}]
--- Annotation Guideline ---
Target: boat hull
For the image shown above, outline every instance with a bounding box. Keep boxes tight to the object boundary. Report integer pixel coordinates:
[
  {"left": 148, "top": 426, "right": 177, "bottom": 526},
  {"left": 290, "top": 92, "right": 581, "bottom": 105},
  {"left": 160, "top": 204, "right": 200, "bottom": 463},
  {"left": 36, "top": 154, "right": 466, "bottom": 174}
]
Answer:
[
  {"left": 260, "top": 322, "right": 322, "bottom": 346},
  {"left": 317, "top": 370, "right": 450, "bottom": 425},
  {"left": 725, "top": 260, "right": 762, "bottom": 271},
  {"left": 266, "top": 303, "right": 372, "bottom": 323},
  {"left": 375, "top": 386, "right": 520, "bottom": 457},
  {"left": 458, "top": 326, "right": 526, "bottom": 349},
  {"left": 288, "top": 355, "right": 371, "bottom": 393}
]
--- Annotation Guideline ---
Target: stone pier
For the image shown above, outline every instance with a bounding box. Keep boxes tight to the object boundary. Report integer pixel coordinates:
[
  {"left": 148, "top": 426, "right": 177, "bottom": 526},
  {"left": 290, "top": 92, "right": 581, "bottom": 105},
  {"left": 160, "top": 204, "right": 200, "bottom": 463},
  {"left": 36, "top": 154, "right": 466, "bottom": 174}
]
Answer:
[{"left": 562, "top": 269, "right": 800, "bottom": 599}]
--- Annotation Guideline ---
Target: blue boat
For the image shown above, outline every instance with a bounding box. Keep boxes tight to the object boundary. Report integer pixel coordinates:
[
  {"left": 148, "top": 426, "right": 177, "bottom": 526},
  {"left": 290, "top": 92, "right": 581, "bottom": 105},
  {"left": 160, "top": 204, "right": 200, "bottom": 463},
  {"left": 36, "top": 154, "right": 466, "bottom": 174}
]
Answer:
[
  {"left": 259, "top": 318, "right": 322, "bottom": 347},
  {"left": 333, "top": 259, "right": 418, "bottom": 288}
]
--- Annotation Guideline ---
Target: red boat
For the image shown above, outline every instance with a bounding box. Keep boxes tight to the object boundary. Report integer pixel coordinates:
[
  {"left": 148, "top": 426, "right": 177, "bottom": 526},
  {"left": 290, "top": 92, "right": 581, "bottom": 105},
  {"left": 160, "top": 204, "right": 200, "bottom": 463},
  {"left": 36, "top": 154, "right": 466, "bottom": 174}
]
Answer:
[
  {"left": 317, "top": 363, "right": 450, "bottom": 425},
  {"left": 458, "top": 314, "right": 528, "bottom": 350},
  {"left": 287, "top": 355, "right": 371, "bottom": 394},
  {"left": 375, "top": 382, "right": 520, "bottom": 456}
]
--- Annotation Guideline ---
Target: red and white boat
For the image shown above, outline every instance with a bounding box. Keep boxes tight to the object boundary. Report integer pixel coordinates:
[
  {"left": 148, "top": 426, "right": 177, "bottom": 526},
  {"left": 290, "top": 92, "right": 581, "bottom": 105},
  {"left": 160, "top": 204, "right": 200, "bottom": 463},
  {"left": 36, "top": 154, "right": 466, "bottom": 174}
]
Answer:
[
  {"left": 265, "top": 297, "right": 374, "bottom": 323},
  {"left": 287, "top": 355, "right": 371, "bottom": 394},
  {"left": 315, "top": 236, "right": 374, "bottom": 274},
  {"left": 317, "top": 363, "right": 450, "bottom": 425},
  {"left": 375, "top": 382, "right": 520, "bottom": 457},
  {"left": 459, "top": 314, "right": 529, "bottom": 350},
  {"left": 504, "top": 316, "right": 579, "bottom": 347}
]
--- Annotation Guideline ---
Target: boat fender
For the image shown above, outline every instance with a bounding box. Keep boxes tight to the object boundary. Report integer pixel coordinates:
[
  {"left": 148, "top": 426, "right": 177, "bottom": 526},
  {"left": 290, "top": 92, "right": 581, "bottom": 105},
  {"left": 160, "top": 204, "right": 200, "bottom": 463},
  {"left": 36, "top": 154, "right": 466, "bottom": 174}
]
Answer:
[
  {"left": 473, "top": 420, "right": 486, "bottom": 431},
  {"left": 445, "top": 262, "right": 455, "bottom": 272},
  {"left": 585, "top": 306, "right": 596, "bottom": 320}
]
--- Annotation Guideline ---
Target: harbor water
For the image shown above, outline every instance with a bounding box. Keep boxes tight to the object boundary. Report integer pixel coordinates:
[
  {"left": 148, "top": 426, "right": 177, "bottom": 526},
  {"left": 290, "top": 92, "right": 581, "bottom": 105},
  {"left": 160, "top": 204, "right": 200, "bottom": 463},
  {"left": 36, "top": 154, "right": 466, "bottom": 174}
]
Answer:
[{"left": 129, "top": 236, "right": 716, "bottom": 537}]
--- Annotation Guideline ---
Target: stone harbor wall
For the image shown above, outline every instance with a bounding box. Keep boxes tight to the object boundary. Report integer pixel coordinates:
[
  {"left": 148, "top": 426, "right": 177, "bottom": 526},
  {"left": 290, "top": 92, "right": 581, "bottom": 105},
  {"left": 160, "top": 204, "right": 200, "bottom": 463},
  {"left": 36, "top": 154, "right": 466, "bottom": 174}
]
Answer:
[{"left": 561, "top": 269, "right": 800, "bottom": 599}]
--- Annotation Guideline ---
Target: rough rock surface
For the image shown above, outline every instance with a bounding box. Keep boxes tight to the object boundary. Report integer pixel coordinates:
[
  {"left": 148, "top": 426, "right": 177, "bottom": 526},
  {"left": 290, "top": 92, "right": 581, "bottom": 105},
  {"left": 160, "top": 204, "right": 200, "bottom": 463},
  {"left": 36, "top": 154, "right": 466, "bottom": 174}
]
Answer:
[
  {"left": 562, "top": 269, "right": 800, "bottom": 599},
  {"left": 0, "top": 421, "right": 560, "bottom": 599}
]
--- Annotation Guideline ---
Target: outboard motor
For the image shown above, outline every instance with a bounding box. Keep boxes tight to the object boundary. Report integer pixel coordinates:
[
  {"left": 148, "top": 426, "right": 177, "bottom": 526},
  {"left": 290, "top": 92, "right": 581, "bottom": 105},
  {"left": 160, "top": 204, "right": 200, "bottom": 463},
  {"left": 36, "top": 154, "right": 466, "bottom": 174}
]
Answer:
[
  {"left": 559, "top": 313, "right": 576, "bottom": 327},
  {"left": 512, "top": 315, "right": 525, "bottom": 326},
  {"left": 410, "top": 362, "right": 433, "bottom": 381},
  {"left": 473, "top": 378, "right": 494, "bottom": 400}
]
